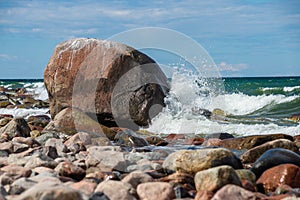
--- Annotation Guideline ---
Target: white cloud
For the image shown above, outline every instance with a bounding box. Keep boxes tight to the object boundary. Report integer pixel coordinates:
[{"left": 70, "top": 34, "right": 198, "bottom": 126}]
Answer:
[
  {"left": 217, "top": 62, "right": 248, "bottom": 72},
  {"left": 0, "top": 54, "right": 17, "bottom": 61}
]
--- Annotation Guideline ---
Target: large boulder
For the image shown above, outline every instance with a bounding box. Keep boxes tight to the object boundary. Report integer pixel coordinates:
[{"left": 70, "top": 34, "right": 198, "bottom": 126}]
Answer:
[{"left": 44, "top": 38, "right": 168, "bottom": 129}]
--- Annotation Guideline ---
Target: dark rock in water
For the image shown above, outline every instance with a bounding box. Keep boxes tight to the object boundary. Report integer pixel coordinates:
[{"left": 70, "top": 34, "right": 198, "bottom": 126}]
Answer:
[
  {"left": 251, "top": 148, "right": 300, "bottom": 178},
  {"left": 0, "top": 118, "right": 31, "bottom": 138},
  {"left": 240, "top": 139, "right": 298, "bottom": 164},
  {"left": 205, "top": 132, "right": 234, "bottom": 140},
  {"left": 163, "top": 148, "right": 243, "bottom": 174},
  {"left": 114, "top": 129, "right": 149, "bottom": 147},
  {"left": 27, "top": 115, "right": 50, "bottom": 129},
  {"left": 44, "top": 38, "right": 169, "bottom": 129},
  {"left": 0, "top": 100, "right": 11, "bottom": 108},
  {"left": 191, "top": 107, "right": 212, "bottom": 118},
  {"left": 256, "top": 164, "right": 300, "bottom": 193},
  {"left": 145, "top": 136, "right": 168, "bottom": 146},
  {"left": 288, "top": 113, "right": 300, "bottom": 122},
  {"left": 218, "top": 134, "right": 293, "bottom": 150}
]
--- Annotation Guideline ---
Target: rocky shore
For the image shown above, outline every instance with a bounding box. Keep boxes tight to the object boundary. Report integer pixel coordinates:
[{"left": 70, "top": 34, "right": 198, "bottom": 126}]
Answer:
[{"left": 1, "top": 38, "right": 300, "bottom": 200}]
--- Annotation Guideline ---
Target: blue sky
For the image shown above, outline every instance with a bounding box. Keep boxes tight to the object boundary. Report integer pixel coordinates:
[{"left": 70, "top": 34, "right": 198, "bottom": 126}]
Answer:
[{"left": 0, "top": 0, "right": 300, "bottom": 78}]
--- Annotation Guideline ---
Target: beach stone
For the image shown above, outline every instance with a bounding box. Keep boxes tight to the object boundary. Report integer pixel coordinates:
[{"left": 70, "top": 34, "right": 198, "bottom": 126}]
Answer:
[
  {"left": 158, "top": 172, "right": 195, "bottom": 191},
  {"left": 34, "top": 132, "right": 60, "bottom": 145},
  {"left": 205, "top": 132, "right": 234, "bottom": 140},
  {"left": 195, "top": 190, "right": 214, "bottom": 200},
  {"left": 240, "top": 139, "right": 298, "bottom": 164},
  {"left": 256, "top": 164, "right": 300, "bottom": 193},
  {"left": 27, "top": 115, "right": 50, "bottom": 130},
  {"left": 0, "top": 164, "right": 32, "bottom": 180},
  {"left": 54, "top": 161, "right": 86, "bottom": 181},
  {"left": 0, "top": 142, "right": 13, "bottom": 154},
  {"left": 0, "top": 101, "right": 10, "bottom": 108},
  {"left": 69, "top": 179, "right": 98, "bottom": 196},
  {"left": 235, "top": 169, "right": 256, "bottom": 184},
  {"left": 137, "top": 182, "right": 175, "bottom": 200},
  {"left": 95, "top": 180, "right": 137, "bottom": 200},
  {"left": 114, "top": 129, "right": 149, "bottom": 147},
  {"left": 64, "top": 132, "right": 92, "bottom": 147},
  {"left": 12, "top": 137, "right": 40, "bottom": 148},
  {"left": 183, "top": 137, "right": 205, "bottom": 145},
  {"left": 16, "top": 183, "right": 85, "bottom": 200},
  {"left": 0, "top": 118, "right": 31, "bottom": 138},
  {"left": 121, "top": 171, "right": 154, "bottom": 189},
  {"left": 163, "top": 148, "right": 243, "bottom": 174},
  {"left": 44, "top": 38, "right": 168, "bottom": 129},
  {"left": 211, "top": 184, "right": 267, "bottom": 200},
  {"left": 218, "top": 134, "right": 293, "bottom": 150},
  {"left": 24, "top": 153, "right": 58, "bottom": 169},
  {"left": 145, "top": 136, "right": 168, "bottom": 146},
  {"left": 43, "top": 108, "right": 114, "bottom": 142},
  {"left": 88, "top": 192, "right": 110, "bottom": 200},
  {"left": 32, "top": 166, "right": 55, "bottom": 174},
  {"left": 251, "top": 148, "right": 300, "bottom": 178},
  {"left": 86, "top": 146, "right": 127, "bottom": 172},
  {"left": 30, "top": 130, "right": 41, "bottom": 138},
  {"left": 194, "top": 165, "right": 242, "bottom": 192},
  {"left": 10, "top": 177, "right": 36, "bottom": 195},
  {"left": 12, "top": 142, "right": 29, "bottom": 153},
  {"left": 0, "top": 117, "right": 12, "bottom": 127},
  {"left": 45, "top": 138, "right": 68, "bottom": 155}
]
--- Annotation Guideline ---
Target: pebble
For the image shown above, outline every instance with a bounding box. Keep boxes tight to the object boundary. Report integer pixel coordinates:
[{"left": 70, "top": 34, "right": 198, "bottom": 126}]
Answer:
[
  {"left": 95, "top": 180, "right": 137, "bottom": 200},
  {"left": 137, "top": 182, "right": 175, "bottom": 200}
]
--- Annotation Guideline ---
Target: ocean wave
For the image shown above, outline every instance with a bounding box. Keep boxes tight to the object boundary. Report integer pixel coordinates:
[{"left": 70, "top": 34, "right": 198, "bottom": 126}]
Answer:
[{"left": 0, "top": 108, "right": 49, "bottom": 119}]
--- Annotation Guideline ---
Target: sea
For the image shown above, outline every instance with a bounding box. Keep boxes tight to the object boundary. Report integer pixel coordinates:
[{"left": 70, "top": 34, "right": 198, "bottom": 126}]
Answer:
[{"left": 0, "top": 75, "right": 300, "bottom": 136}]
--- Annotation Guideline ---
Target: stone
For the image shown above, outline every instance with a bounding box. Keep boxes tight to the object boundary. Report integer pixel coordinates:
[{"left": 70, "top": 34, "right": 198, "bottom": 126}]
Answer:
[
  {"left": 0, "top": 118, "right": 31, "bottom": 138},
  {"left": 54, "top": 161, "right": 86, "bottom": 181},
  {"left": 89, "top": 192, "right": 110, "bottom": 200},
  {"left": 1, "top": 164, "right": 32, "bottom": 179},
  {"left": 0, "top": 101, "right": 10, "bottom": 108},
  {"left": 240, "top": 139, "right": 299, "bottom": 164},
  {"left": 183, "top": 137, "right": 205, "bottom": 145},
  {"left": 0, "top": 142, "right": 13, "bottom": 154},
  {"left": 256, "top": 164, "right": 300, "bottom": 193},
  {"left": 44, "top": 38, "right": 168, "bottom": 129},
  {"left": 10, "top": 177, "right": 36, "bottom": 195},
  {"left": 69, "top": 179, "right": 97, "bottom": 196},
  {"left": 35, "top": 132, "right": 60, "bottom": 145},
  {"left": 145, "top": 136, "right": 168, "bottom": 146},
  {"left": 204, "top": 132, "right": 234, "bottom": 140},
  {"left": 195, "top": 190, "right": 214, "bottom": 200},
  {"left": 45, "top": 138, "right": 68, "bottom": 155},
  {"left": 218, "top": 134, "right": 294, "bottom": 150},
  {"left": 12, "top": 142, "right": 29, "bottom": 153},
  {"left": 121, "top": 171, "right": 154, "bottom": 189},
  {"left": 163, "top": 148, "right": 243, "bottom": 174},
  {"left": 16, "top": 183, "right": 85, "bottom": 200},
  {"left": 211, "top": 184, "right": 267, "bottom": 200},
  {"left": 24, "top": 154, "right": 58, "bottom": 169},
  {"left": 86, "top": 146, "right": 128, "bottom": 172},
  {"left": 137, "top": 182, "right": 175, "bottom": 200},
  {"left": 12, "top": 137, "right": 40, "bottom": 148},
  {"left": 43, "top": 107, "right": 114, "bottom": 140},
  {"left": 235, "top": 169, "right": 256, "bottom": 184},
  {"left": 64, "top": 132, "right": 92, "bottom": 147},
  {"left": 0, "top": 117, "right": 12, "bottom": 127},
  {"left": 251, "top": 148, "right": 300, "bottom": 178},
  {"left": 114, "top": 129, "right": 149, "bottom": 147},
  {"left": 194, "top": 165, "right": 242, "bottom": 192},
  {"left": 95, "top": 180, "right": 137, "bottom": 200},
  {"left": 158, "top": 172, "right": 195, "bottom": 191}
]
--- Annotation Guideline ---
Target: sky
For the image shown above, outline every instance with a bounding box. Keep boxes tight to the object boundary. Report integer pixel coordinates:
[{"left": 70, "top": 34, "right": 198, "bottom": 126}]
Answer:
[{"left": 0, "top": 0, "right": 300, "bottom": 78}]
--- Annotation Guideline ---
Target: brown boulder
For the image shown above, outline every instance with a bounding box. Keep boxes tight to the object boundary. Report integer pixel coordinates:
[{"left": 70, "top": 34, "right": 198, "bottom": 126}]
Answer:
[
  {"left": 0, "top": 118, "right": 31, "bottom": 138},
  {"left": 256, "top": 164, "right": 300, "bottom": 193},
  {"left": 44, "top": 38, "right": 168, "bottom": 129},
  {"left": 218, "top": 134, "right": 293, "bottom": 150}
]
